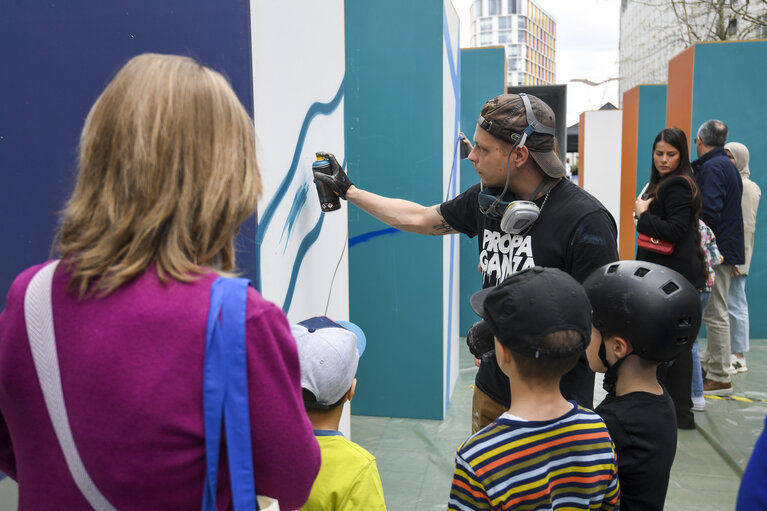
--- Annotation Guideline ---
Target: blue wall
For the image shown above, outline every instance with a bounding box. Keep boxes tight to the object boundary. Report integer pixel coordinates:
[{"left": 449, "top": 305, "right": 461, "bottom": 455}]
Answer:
[
  {"left": 0, "top": 2, "right": 256, "bottom": 307},
  {"left": 458, "top": 48, "right": 507, "bottom": 335},
  {"left": 689, "top": 41, "right": 767, "bottom": 337},
  {"left": 345, "top": 0, "right": 448, "bottom": 418}
]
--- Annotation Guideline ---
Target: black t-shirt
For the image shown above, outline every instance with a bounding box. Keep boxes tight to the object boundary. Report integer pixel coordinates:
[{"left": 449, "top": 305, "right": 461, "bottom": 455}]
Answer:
[
  {"left": 440, "top": 179, "right": 618, "bottom": 408},
  {"left": 596, "top": 389, "right": 678, "bottom": 511}
]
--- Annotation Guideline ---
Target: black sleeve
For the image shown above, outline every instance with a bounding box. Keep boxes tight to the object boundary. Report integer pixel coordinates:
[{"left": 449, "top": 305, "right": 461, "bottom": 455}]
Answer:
[
  {"left": 566, "top": 209, "right": 619, "bottom": 283},
  {"left": 636, "top": 177, "right": 695, "bottom": 242},
  {"left": 439, "top": 183, "right": 481, "bottom": 238}
]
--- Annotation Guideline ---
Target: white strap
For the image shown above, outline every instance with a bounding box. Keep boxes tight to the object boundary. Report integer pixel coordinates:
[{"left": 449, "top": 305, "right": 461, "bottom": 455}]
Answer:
[{"left": 24, "top": 260, "right": 117, "bottom": 511}]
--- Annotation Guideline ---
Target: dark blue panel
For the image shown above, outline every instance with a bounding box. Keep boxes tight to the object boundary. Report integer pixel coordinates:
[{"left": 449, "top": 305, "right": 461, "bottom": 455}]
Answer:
[{"left": 0, "top": 2, "right": 254, "bottom": 307}]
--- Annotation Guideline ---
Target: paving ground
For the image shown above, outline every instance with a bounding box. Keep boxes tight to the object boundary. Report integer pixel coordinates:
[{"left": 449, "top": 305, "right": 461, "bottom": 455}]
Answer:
[
  {"left": 351, "top": 338, "right": 765, "bottom": 511},
  {"left": 0, "top": 339, "right": 762, "bottom": 510}
]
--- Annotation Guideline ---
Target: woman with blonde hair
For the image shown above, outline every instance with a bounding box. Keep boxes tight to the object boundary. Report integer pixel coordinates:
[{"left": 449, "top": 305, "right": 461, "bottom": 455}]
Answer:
[{"left": 0, "top": 54, "right": 320, "bottom": 508}]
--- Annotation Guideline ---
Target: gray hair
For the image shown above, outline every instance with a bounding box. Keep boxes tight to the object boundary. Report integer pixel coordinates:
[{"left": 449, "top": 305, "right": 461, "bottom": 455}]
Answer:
[{"left": 697, "top": 119, "right": 728, "bottom": 147}]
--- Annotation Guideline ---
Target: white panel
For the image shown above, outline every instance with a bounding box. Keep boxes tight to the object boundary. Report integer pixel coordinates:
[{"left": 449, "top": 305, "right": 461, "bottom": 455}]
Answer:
[
  {"left": 582, "top": 110, "right": 623, "bottom": 241},
  {"left": 250, "top": 1, "right": 347, "bottom": 323},
  {"left": 250, "top": 0, "right": 349, "bottom": 434},
  {"left": 443, "top": 0, "right": 462, "bottom": 413}
]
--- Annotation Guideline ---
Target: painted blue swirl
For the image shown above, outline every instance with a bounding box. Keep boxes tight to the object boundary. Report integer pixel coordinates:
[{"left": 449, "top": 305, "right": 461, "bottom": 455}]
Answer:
[
  {"left": 443, "top": 3, "right": 461, "bottom": 412},
  {"left": 254, "top": 77, "right": 345, "bottom": 292}
]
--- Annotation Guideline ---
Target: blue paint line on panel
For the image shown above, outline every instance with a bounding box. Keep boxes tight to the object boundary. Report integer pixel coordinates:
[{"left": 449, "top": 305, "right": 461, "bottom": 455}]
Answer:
[
  {"left": 254, "top": 77, "right": 344, "bottom": 293},
  {"left": 443, "top": 3, "right": 462, "bottom": 413},
  {"left": 280, "top": 182, "right": 311, "bottom": 253},
  {"left": 348, "top": 227, "right": 401, "bottom": 248},
  {"left": 281, "top": 213, "right": 326, "bottom": 313},
  {"left": 255, "top": 77, "right": 345, "bottom": 246}
]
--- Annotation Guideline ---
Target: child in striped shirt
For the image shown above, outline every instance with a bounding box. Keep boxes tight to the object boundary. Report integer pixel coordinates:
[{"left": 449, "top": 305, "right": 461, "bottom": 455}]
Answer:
[{"left": 449, "top": 267, "right": 620, "bottom": 510}]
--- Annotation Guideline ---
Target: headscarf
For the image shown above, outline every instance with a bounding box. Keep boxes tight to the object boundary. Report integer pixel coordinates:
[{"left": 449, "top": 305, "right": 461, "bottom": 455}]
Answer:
[{"left": 725, "top": 141, "right": 750, "bottom": 178}]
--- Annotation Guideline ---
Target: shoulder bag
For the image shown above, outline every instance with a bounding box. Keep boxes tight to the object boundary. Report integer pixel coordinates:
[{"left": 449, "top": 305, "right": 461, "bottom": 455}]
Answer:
[
  {"left": 24, "top": 261, "right": 278, "bottom": 510},
  {"left": 636, "top": 175, "right": 696, "bottom": 255}
]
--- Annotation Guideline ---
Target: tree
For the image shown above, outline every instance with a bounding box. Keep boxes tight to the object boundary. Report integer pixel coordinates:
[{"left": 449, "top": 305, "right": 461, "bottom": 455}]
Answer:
[{"left": 668, "top": 0, "right": 767, "bottom": 44}]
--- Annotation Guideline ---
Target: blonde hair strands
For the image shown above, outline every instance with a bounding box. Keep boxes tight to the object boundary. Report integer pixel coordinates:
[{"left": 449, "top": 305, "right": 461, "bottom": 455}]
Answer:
[{"left": 57, "top": 53, "right": 261, "bottom": 298}]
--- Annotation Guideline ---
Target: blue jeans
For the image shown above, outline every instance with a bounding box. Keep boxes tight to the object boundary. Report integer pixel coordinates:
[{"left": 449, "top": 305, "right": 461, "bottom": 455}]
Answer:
[
  {"left": 692, "top": 291, "right": 711, "bottom": 398},
  {"left": 728, "top": 274, "right": 749, "bottom": 354}
]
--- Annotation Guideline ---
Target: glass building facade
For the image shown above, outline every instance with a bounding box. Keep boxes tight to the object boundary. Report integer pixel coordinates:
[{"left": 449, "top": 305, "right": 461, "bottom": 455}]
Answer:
[{"left": 470, "top": 0, "right": 556, "bottom": 86}]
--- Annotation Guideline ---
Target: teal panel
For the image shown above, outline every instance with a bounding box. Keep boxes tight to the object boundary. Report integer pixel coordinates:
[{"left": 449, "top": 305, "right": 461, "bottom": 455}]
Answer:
[
  {"left": 458, "top": 47, "right": 506, "bottom": 335},
  {"left": 691, "top": 41, "right": 767, "bottom": 337},
  {"left": 635, "top": 85, "right": 668, "bottom": 194},
  {"left": 346, "top": 0, "right": 445, "bottom": 418}
]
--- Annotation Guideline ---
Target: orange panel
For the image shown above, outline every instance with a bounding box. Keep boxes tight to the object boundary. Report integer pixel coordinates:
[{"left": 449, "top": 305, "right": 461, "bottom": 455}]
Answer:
[
  {"left": 578, "top": 112, "right": 585, "bottom": 189},
  {"left": 619, "top": 87, "right": 640, "bottom": 260},
  {"left": 666, "top": 45, "right": 695, "bottom": 143}
]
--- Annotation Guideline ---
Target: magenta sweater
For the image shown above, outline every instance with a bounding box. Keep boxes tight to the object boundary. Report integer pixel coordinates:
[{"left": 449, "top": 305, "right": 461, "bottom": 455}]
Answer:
[{"left": 0, "top": 262, "right": 320, "bottom": 510}]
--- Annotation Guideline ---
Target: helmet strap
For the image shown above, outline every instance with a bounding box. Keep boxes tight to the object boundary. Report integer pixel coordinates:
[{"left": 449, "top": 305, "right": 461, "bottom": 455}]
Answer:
[{"left": 598, "top": 334, "right": 635, "bottom": 396}]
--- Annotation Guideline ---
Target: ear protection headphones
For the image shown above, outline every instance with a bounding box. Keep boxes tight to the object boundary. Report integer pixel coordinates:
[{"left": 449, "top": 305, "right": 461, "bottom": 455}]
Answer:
[{"left": 476, "top": 93, "right": 557, "bottom": 234}]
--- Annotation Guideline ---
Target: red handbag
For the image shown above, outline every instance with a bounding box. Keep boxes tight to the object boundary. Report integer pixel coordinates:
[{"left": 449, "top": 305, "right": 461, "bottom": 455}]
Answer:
[{"left": 637, "top": 233, "right": 675, "bottom": 255}]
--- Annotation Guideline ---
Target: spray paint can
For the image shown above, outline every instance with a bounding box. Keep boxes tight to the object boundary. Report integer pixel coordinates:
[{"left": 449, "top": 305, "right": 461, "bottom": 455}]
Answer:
[{"left": 313, "top": 156, "right": 341, "bottom": 212}]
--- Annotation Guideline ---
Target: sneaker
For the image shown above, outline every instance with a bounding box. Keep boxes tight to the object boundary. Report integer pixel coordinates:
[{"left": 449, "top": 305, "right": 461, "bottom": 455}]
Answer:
[
  {"left": 729, "top": 354, "right": 748, "bottom": 374},
  {"left": 703, "top": 378, "right": 733, "bottom": 395},
  {"left": 692, "top": 396, "right": 706, "bottom": 411}
]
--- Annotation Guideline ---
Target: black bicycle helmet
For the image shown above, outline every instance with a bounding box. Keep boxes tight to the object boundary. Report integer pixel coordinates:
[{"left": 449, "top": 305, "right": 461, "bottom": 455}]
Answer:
[{"left": 583, "top": 260, "right": 701, "bottom": 362}]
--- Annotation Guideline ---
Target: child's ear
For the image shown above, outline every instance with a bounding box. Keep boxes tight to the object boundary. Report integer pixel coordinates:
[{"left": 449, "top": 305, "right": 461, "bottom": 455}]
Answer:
[
  {"left": 494, "top": 338, "right": 511, "bottom": 365},
  {"left": 612, "top": 336, "right": 632, "bottom": 358},
  {"left": 346, "top": 378, "right": 357, "bottom": 402}
]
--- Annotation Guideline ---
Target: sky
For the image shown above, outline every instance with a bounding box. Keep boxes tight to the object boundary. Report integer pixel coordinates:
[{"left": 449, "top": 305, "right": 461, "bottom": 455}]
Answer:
[{"left": 451, "top": 0, "right": 621, "bottom": 126}]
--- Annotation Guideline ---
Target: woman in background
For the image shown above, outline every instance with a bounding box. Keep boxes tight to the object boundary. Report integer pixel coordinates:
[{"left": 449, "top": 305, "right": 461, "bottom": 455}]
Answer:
[
  {"left": 0, "top": 54, "right": 320, "bottom": 509},
  {"left": 724, "top": 142, "right": 761, "bottom": 375},
  {"left": 634, "top": 127, "right": 706, "bottom": 430}
]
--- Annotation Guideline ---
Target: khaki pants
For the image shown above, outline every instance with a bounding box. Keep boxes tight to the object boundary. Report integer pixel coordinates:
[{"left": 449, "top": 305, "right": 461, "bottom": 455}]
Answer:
[
  {"left": 471, "top": 386, "right": 507, "bottom": 434},
  {"left": 702, "top": 264, "right": 733, "bottom": 383}
]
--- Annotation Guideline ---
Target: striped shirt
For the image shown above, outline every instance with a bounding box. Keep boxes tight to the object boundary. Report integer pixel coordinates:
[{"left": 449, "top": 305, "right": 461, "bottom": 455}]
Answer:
[{"left": 449, "top": 404, "right": 620, "bottom": 510}]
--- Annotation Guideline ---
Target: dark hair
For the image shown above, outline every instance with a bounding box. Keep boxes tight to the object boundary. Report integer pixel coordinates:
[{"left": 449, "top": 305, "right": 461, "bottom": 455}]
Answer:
[
  {"left": 646, "top": 127, "right": 708, "bottom": 287},
  {"left": 697, "top": 119, "right": 728, "bottom": 148},
  {"left": 302, "top": 388, "right": 346, "bottom": 413},
  {"left": 508, "top": 330, "right": 582, "bottom": 384}
]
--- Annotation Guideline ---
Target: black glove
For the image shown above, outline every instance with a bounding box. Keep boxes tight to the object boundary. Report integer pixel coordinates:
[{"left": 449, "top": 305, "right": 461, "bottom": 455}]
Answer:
[
  {"left": 313, "top": 152, "right": 353, "bottom": 199},
  {"left": 458, "top": 133, "right": 472, "bottom": 159},
  {"left": 466, "top": 320, "right": 496, "bottom": 361}
]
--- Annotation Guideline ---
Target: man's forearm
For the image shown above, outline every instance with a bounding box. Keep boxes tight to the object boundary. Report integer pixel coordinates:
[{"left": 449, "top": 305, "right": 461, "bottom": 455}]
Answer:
[{"left": 345, "top": 186, "right": 455, "bottom": 235}]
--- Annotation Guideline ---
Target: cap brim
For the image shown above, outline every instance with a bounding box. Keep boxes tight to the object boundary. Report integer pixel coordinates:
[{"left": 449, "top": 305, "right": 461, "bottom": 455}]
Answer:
[
  {"left": 470, "top": 287, "right": 495, "bottom": 318},
  {"left": 530, "top": 149, "right": 566, "bottom": 178},
  {"left": 337, "top": 320, "right": 366, "bottom": 357}
]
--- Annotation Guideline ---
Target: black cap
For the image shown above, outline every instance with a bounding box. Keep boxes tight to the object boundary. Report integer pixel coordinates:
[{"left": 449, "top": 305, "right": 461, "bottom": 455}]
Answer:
[{"left": 470, "top": 267, "right": 591, "bottom": 359}]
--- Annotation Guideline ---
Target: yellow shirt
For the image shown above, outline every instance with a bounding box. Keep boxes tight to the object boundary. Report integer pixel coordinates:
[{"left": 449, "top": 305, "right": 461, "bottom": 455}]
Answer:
[{"left": 299, "top": 431, "right": 386, "bottom": 511}]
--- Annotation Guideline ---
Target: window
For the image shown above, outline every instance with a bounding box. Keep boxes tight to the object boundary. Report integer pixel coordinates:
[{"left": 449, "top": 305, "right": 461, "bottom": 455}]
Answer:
[
  {"left": 518, "top": 30, "right": 526, "bottom": 43},
  {"left": 498, "top": 16, "right": 512, "bottom": 30},
  {"left": 480, "top": 17, "right": 492, "bottom": 32},
  {"left": 518, "top": 16, "right": 526, "bottom": 29},
  {"left": 508, "top": 0, "right": 518, "bottom": 13},
  {"left": 489, "top": 0, "right": 500, "bottom": 15},
  {"left": 480, "top": 33, "right": 492, "bottom": 45},
  {"left": 498, "top": 31, "right": 513, "bottom": 44},
  {"left": 474, "top": 0, "right": 482, "bottom": 17},
  {"left": 508, "top": 44, "right": 520, "bottom": 57}
]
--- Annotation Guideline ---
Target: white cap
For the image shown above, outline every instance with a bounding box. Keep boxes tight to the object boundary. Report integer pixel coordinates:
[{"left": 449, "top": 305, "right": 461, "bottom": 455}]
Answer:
[{"left": 292, "top": 316, "right": 367, "bottom": 408}]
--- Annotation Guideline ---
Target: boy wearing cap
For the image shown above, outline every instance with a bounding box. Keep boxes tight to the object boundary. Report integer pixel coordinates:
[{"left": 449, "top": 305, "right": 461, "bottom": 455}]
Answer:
[
  {"left": 292, "top": 316, "right": 386, "bottom": 511},
  {"left": 448, "top": 267, "right": 620, "bottom": 511},
  {"left": 314, "top": 93, "right": 617, "bottom": 431},
  {"left": 583, "top": 261, "right": 701, "bottom": 511}
]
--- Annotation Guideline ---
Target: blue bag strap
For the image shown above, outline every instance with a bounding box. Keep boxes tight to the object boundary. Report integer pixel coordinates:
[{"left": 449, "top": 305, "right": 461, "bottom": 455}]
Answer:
[{"left": 202, "top": 276, "right": 258, "bottom": 511}]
